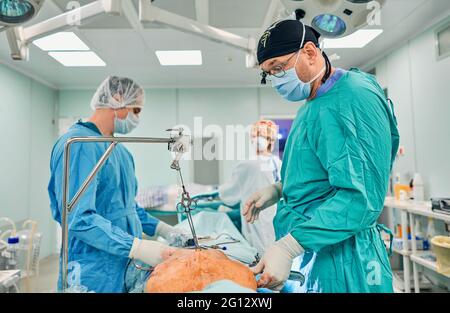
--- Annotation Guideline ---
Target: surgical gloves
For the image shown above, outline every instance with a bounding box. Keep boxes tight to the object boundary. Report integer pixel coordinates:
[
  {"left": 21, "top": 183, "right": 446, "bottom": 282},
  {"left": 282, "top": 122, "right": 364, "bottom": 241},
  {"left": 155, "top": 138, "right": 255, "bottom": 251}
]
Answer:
[
  {"left": 155, "top": 221, "right": 178, "bottom": 239},
  {"left": 155, "top": 221, "right": 191, "bottom": 247},
  {"left": 250, "top": 234, "right": 304, "bottom": 290},
  {"left": 243, "top": 182, "right": 282, "bottom": 223},
  {"left": 129, "top": 238, "right": 177, "bottom": 267}
]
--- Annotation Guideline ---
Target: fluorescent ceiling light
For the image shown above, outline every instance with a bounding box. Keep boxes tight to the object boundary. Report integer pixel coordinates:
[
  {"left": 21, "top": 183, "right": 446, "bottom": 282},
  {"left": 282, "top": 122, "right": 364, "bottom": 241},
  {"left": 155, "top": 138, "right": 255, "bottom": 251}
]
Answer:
[
  {"left": 33, "top": 32, "right": 90, "bottom": 51},
  {"left": 155, "top": 50, "right": 202, "bottom": 66},
  {"left": 48, "top": 51, "right": 106, "bottom": 67},
  {"left": 323, "top": 29, "right": 383, "bottom": 49}
]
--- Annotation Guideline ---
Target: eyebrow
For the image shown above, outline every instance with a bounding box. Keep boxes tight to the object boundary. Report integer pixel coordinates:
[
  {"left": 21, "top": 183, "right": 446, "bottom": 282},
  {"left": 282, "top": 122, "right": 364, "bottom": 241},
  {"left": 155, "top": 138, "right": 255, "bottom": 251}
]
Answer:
[{"left": 262, "top": 59, "right": 278, "bottom": 72}]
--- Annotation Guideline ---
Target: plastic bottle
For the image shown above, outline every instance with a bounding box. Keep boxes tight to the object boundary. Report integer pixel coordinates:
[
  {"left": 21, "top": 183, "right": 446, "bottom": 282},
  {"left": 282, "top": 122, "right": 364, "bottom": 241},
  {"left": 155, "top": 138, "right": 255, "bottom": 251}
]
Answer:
[
  {"left": 412, "top": 173, "right": 424, "bottom": 201},
  {"left": 415, "top": 219, "right": 423, "bottom": 240},
  {"left": 4, "top": 237, "right": 19, "bottom": 270},
  {"left": 17, "top": 228, "right": 42, "bottom": 277},
  {"left": 423, "top": 218, "right": 436, "bottom": 251},
  {"left": 396, "top": 224, "right": 403, "bottom": 238},
  {"left": 414, "top": 219, "right": 424, "bottom": 250}
]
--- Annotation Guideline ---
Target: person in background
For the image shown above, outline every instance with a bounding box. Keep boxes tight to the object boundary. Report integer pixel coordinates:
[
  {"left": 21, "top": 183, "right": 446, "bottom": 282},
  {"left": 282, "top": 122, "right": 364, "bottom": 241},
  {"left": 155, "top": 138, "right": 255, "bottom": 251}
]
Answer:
[
  {"left": 219, "top": 120, "right": 282, "bottom": 255},
  {"left": 244, "top": 19, "right": 400, "bottom": 292},
  {"left": 48, "top": 76, "right": 183, "bottom": 293}
]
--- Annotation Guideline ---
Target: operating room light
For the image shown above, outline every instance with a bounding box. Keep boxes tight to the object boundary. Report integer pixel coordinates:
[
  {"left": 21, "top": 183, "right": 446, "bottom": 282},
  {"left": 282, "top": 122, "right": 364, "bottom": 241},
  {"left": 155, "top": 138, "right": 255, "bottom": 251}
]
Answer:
[
  {"left": 155, "top": 50, "right": 203, "bottom": 66},
  {"left": 323, "top": 29, "right": 383, "bottom": 49},
  {"left": 33, "top": 32, "right": 90, "bottom": 51},
  {"left": 0, "top": 0, "right": 37, "bottom": 24},
  {"left": 312, "top": 14, "right": 346, "bottom": 38},
  {"left": 48, "top": 51, "right": 106, "bottom": 67}
]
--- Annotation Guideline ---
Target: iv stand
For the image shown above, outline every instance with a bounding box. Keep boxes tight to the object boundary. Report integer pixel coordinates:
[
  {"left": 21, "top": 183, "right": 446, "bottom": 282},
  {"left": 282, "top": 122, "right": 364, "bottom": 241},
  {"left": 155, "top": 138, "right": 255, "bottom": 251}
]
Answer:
[{"left": 60, "top": 136, "right": 178, "bottom": 292}]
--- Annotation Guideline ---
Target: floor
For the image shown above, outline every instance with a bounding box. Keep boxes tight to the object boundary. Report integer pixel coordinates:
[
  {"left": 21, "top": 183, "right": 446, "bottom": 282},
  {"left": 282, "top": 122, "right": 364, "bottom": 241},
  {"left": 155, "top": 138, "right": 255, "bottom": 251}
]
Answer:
[{"left": 18, "top": 254, "right": 59, "bottom": 293}]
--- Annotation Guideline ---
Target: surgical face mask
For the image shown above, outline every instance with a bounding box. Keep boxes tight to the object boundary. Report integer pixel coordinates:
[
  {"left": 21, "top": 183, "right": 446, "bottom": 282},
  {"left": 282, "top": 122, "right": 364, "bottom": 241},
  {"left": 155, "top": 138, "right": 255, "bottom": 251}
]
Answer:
[
  {"left": 271, "top": 52, "right": 325, "bottom": 102},
  {"left": 271, "top": 22, "right": 325, "bottom": 102},
  {"left": 114, "top": 110, "right": 140, "bottom": 134},
  {"left": 256, "top": 137, "right": 269, "bottom": 152}
]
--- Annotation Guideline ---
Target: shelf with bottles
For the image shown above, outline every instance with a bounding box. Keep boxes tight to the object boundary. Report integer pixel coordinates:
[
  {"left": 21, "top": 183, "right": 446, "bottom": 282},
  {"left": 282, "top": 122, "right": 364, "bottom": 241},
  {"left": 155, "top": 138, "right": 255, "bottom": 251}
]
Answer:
[
  {"left": 385, "top": 197, "right": 450, "bottom": 223},
  {"left": 408, "top": 204, "right": 450, "bottom": 223},
  {"left": 384, "top": 196, "right": 416, "bottom": 211},
  {"left": 410, "top": 251, "right": 450, "bottom": 279},
  {"left": 393, "top": 269, "right": 435, "bottom": 292}
]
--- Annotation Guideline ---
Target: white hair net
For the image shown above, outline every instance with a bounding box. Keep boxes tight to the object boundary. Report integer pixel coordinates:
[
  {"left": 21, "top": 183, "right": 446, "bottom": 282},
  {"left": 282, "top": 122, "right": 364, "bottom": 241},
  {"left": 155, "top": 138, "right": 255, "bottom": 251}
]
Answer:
[{"left": 90, "top": 76, "right": 145, "bottom": 110}]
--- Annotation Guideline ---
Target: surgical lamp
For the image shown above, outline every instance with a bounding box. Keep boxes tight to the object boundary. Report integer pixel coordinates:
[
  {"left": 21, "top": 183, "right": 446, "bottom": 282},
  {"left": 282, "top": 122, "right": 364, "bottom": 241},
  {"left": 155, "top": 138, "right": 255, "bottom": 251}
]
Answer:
[
  {"left": 0, "top": 0, "right": 44, "bottom": 26},
  {"left": 282, "top": 0, "right": 386, "bottom": 38},
  {"left": 312, "top": 14, "right": 347, "bottom": 38}
]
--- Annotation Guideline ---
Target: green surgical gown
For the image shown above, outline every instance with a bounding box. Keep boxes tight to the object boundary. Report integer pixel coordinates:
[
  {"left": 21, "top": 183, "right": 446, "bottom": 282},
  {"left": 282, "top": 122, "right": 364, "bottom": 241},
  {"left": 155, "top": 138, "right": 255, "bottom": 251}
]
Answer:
[{"left": 276, "top": 68, "right": 400, "bottom": 293}]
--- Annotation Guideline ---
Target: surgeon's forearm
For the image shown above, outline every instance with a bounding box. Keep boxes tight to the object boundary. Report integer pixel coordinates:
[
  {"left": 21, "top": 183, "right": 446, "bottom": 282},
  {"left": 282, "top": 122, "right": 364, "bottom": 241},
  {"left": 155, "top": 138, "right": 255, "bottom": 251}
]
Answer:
[
  {"left": 136, "top": 205, "right": 159, "bottom": 237},
  {"left": 70, "top": 213, "right": 135, "bottom": 258},
  {"left": 290, "top": 188, "right": 369, "bottom": 252},
  {"left": 274, "top": 182, "right": 283, "bottom": 200}
]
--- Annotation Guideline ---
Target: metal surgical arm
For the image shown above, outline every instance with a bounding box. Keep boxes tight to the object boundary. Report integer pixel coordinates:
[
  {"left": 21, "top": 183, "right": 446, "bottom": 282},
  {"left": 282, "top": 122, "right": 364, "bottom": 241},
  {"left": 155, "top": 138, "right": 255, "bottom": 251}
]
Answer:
[{"left": 60, "top": 131, "right": 191, "bottom": 292}]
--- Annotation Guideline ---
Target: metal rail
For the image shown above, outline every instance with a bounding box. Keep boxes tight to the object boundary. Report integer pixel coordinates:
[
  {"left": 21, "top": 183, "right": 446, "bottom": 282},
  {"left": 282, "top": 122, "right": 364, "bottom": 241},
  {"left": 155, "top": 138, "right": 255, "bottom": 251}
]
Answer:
[{"left": 61, "top": 136, "right": 175, "bottom": 291}]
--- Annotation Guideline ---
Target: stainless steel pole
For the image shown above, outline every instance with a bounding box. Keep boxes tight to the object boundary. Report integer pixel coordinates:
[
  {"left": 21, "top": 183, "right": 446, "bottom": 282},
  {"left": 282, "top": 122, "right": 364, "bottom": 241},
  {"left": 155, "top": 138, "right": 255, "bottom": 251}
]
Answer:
[
  {"left": 68, "top": 142, "right": 117, "bottom": 211},
  {"left": 60, "top": 136, "right": 174, "bottom": 291}
]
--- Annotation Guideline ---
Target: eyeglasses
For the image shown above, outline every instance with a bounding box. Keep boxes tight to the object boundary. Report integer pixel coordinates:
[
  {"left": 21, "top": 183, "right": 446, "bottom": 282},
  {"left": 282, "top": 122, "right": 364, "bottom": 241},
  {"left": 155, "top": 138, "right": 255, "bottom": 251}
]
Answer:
[{"left": 260, "top": 52, "right": 298, "bottom": 85}]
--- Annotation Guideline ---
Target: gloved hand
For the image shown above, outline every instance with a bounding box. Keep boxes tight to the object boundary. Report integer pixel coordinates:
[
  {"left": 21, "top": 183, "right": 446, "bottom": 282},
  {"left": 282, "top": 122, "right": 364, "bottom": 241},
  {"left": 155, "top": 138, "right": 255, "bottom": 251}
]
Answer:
[
  {"left": 155, "top": 221, "right": 178, "bottom": 239},
  {"left": 128, "top": 238, "right": 177, "bottom": 267},
  {"left": 243, "top": 182, "right": 282, "bottom": 223},
  {"left": 155, "top": 221, "right": 191, "bottom": 247},
  {"left": 250, "top": 234, "right": 304, "bottom": 291}
]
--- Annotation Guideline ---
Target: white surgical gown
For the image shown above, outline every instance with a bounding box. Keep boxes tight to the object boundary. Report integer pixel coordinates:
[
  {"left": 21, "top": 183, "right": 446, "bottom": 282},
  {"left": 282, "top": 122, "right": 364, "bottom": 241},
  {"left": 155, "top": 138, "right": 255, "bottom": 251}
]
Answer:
[{"left": 218, "top": 155, "right": 282, "bottom": 254}]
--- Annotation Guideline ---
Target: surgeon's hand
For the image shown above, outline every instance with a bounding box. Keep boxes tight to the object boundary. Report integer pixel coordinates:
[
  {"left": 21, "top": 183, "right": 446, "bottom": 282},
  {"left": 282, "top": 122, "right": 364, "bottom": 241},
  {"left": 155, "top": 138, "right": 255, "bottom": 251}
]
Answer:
[
  {"left": 129, "top": 238, "right": 178, "bottom": 267},
  {"left": 250, "top": 234, "right": 304, "bottom": 291},
  {"left": 155, "top": 221, "right": 178, "bottom": 239},
  {"left": 155, "top": 221, "right": 191, "bottom": 247},
  {"left": 243, "top": 182, "right": 282, "bottom": 223}
]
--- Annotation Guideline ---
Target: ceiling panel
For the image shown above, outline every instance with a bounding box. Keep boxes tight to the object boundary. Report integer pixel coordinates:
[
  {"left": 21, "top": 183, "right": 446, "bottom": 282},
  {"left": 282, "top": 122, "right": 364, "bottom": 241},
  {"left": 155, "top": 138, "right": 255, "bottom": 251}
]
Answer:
[
  {"left": 0, "top": 0, "right": 449, "bottom": 89},
  {"left": 52, "top": 0, "right": 96, "bottom": 12},
  {"left": 80, "top": 30, "right": 156, "bottom": 67},
  {"left": 209, "top": 0, "right": 271, "bottom": 28},
  {"left": 133, "top": 0, "right": 197, "bottom": 20},
  {"left": 78, "top": 14, "right": 133, "bottom": 29}
]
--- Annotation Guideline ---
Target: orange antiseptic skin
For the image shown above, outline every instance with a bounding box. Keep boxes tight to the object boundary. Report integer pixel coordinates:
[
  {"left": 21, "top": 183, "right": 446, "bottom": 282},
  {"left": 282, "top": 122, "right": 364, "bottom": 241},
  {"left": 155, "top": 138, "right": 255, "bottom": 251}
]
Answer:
[{"left": 145, "top": 249, "right": 257, "bottom": 293}]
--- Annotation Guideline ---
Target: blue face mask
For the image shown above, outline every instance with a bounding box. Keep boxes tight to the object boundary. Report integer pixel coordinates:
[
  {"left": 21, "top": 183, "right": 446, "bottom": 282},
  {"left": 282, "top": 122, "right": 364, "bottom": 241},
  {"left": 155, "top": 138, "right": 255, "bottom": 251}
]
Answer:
[
  {"left": 271, "top": 54, "right": 326, "bottom": 102},
  {"left": 114, "top": 111, "right": 140, "bottom": 134},
  {"left": 270, "top": 21, "right": 325, "bottom": 102}
]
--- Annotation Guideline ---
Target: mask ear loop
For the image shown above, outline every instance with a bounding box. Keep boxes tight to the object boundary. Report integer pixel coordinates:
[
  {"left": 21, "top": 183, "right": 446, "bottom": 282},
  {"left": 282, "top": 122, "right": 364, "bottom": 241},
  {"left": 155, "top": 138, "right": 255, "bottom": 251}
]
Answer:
[
  {"left": 293, "top": 21, "right": 307, "bottom": 67},
  {"left": 300, "top": 21, "right": 330, "bottom": 85}
]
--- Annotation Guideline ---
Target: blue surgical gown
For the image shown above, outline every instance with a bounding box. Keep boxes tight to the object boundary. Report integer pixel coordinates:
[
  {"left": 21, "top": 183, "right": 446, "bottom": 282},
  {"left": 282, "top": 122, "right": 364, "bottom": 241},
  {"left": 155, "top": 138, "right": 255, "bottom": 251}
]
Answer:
[
  {"left": 48, "top": 122, "right": 160, "bottom": 293},
  {"left": 276, "top": 68, "right": 400, "bottom": 292}
]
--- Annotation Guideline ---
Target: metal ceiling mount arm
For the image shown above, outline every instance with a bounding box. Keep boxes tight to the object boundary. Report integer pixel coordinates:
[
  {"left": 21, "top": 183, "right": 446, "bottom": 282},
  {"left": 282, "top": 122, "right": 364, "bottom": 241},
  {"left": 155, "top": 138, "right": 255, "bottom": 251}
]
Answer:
[
  {"left": 60, "top": 135, "right": 179, "bottom": 292},
  {"left": 7, "top": 0, "right": 121, "bottom": 61},
  {"left": 138, "top": 0, "right": 258, "bottom": 68},
  {"left": 6, "top": 0, "right": 259, "bottom": 66}
]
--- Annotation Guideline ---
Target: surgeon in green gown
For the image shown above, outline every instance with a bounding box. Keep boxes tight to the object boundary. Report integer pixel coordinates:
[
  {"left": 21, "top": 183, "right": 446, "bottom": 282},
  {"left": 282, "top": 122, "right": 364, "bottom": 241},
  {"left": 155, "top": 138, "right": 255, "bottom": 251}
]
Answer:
[{"left": 243, "top": 19, "right": 400, "bottom": 293}]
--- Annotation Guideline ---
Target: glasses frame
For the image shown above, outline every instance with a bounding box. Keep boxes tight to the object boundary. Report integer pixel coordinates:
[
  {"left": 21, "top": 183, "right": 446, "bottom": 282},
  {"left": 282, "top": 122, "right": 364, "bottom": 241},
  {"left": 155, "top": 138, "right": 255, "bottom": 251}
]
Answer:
[{"left": 261, "top": 51, "right": 299, "bottom": 82}]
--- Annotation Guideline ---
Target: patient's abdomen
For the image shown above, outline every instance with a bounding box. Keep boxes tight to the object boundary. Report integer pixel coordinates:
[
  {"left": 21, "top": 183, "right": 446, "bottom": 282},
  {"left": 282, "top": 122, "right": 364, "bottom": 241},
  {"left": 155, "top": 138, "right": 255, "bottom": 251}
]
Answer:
[{"left": 145, "top": 249, "right": 257, "bottom": 293}]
